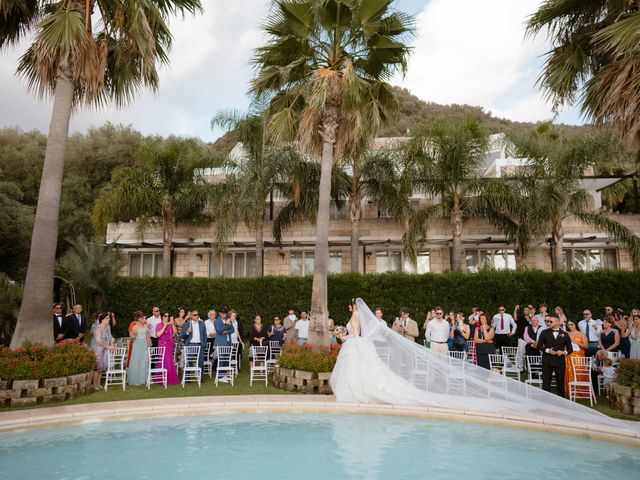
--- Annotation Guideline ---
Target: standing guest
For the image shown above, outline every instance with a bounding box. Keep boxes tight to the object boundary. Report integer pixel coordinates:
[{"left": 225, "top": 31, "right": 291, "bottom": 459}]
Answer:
[
  {"left": 204, "top": 310, "right": 217, "bottom": 358},
  {"left": 555, "top": 306, "right": 567, "bottom": 330},
  {"left": 128, "top": 311, "right": 150, "bottom": 386},
  {"left": 523, "top": 315, "right": 542, "bottom": 357},
  {"left": 603, "top": 305, "right": 614, "bottom": 320},
  {"left": 268, "top": 316, "right": 286, "bottom": 346},
  {"left": 578, "top": 309, "right": 601, "bottom": 354},
  {"left": 52, "top": 303, "right": 67, "bottom": 343},
  {"left": 513, "top": 304, "right": 530, "bottom": 370},
  {"left": 599, "top": 316, "right": 620, "bottom": 353},
  {"left": 147, "top": 307, "right": 162, "bottom": 348},
  {"left": 156, "top": 312, "right": 179, "bottom": 385},
  {"left": 535, "top": 304, "right": 548, "bottom": 325},
  {"left": 467, "top": 306, "right": 480, "bottom": 326},
  {"left": 629, "top": 312, "right": 640, "bottom": 359},
  {"left": 538, "top": 314, "right": 573, "bottom": 397},
  {"left": 492, "top": 305, "right": 516, "bottom": 351},
  {"left": 328, "top": 313, "right": 337, "bottom": 344},
  {"left": 601, "top": 358, "right": 616, "bottom": 395},
  {"left": 173, "top": 308, "right": 188, "bottom": 366},
  {"left": 92, "top": 312, "right": 115, "bottom": 390},
  {"left": 214, "top": 306, "right": 234, "bottom": 383},
  {"left": 182, "top": 310, "right": 207, "bottom": 374},
  {"left": 229, "top": 310, "right": 244, "bottom": 369},
  {"left": 614, "top": 314, "right": 631, "bottom": 358},
  {"left": 392, "top": 307, "right": 419, "bottom": 343},
  {"left": 564, "top": 318, "right": 589, "bottom": 398},
  {"left": 425, "top": 308, "right": 450, "bottom": 356},
  {"left": 474, "top": 313, "right": 495, "bottom": 369},
  {"left": 284, "top": 308, "right": 298, "bottom": 343},
  {"left": 65, "top": 303, "right": 87, "bottom": 343},
  {"left": 249, "top": 315, "right": 267, "bottom": 368},
  {"left": 374, "top": 307, "right": 386, "bottom": 325},
  {"left": 295, "top": 309, "right": 311, "bottom": 345},
  {"left": 450, "top": 312, "right": 470, "bottom": 352}
]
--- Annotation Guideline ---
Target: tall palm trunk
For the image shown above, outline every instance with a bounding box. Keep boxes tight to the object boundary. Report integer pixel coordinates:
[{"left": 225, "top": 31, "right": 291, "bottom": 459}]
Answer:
[
  {"left": 309, "top": 108, "right": 338, "bottom": 347},
  {"left": 11, "top": 74, "right": 75, "bottom": 348},
  {"left": 255, "top": 216, "right": 264, "bottom": 277},
  {"left": 349, "top": 188, "right": 361, "bottom": 273},
  {"left": 551, "top": 217, "right": 564, "bottom": 271},
  {"left": 162, "top": 208, "right": 174, "bottom": 277},
  {"left": 451, "top": 193, "right": 463, "bottom": 272},
  {"left": 515, "top": 250, "right": 526, "bottom": 271}
]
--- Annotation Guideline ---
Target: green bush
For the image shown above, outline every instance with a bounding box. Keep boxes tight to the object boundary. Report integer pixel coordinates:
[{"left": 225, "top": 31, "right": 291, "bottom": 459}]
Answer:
[
  {"left": 616, "top": 359, "right": 640, "bottom": 389},
  {"left": 105, "top": 270, "right": 640, "bottom": 338},
  {"left": 0, "top": 341, "right": 95, "bottom": 381},
  {"left": 277, "top": 343, "right": 341, "bottom": 372}
]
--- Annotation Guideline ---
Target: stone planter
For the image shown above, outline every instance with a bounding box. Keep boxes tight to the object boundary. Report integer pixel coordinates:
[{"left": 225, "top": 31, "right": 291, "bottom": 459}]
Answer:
[
  {"left": 0, "top": 372, "right": 94, "bottom": 407},
  {"left": 609, "top": 382, "right": 640, "bottom": 417},
  {"left": 272, "top": 366, "right": 333, "bottom": 394}
]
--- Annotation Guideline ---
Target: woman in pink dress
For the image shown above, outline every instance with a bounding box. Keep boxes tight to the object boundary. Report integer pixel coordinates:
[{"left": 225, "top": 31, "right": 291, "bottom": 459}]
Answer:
[{"left": 156, "top": 312, "right": 179, "bottom": 385}]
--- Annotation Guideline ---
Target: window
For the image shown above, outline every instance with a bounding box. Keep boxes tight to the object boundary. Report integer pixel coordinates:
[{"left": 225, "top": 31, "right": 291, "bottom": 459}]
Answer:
[
  {"left": 465, "top": 249, "right": 516, "bottom": 272},
  {"left": 403, "top": 251, "right": 430, "bottom": 274},
  {"left": 329, "top": 251, "right": 342, "bottom": 274},
  {"left": 209, "top": 252, "right": 257, "bottom": 278},
  {"left": 129, "top": 253, "right": 163, "bottom": 277},
  {"left": 376, "top": 251, "right": 402, "bottom": 273},
  {"left": 564, "top": 248, "right": 617, "bottom": 271},
  {"left": 290, "top": 251, "right": 314, "bottom": 276},
  {"left": 330, "top": 201, "right": 347, "bottom": 220}
]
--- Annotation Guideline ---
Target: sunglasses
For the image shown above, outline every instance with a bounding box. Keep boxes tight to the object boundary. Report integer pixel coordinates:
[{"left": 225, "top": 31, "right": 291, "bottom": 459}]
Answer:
[{"left": 162, "top": 314, "right": 169, "bottom": 317}]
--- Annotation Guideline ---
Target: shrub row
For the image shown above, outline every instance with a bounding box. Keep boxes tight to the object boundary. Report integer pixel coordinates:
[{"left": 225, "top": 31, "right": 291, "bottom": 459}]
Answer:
[
  {"left": 277, "top": 343, "right": 341, "bottom": 373},
  {"left": 0, "top": 341, "right": 95, "bottom": 381},
  {"left": 616, "top": 359, "right": 640, "bottom": 389},
  {"left": 105, "top": 270, "right": 640, "bottom": 338}
]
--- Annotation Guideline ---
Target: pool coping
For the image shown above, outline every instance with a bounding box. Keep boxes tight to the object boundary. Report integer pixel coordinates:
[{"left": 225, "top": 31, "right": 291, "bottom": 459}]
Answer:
[{"left": 1, "top": 395, "right": 639, "bottom": 447}]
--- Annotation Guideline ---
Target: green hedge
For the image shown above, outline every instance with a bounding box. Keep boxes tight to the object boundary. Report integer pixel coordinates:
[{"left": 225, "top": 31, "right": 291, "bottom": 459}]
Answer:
[
  {"left": 616, "top": 359, "right": 640, "bottom": 389},
  {"left": 105, "top": 270, "right": 640, "bottom": 338}
]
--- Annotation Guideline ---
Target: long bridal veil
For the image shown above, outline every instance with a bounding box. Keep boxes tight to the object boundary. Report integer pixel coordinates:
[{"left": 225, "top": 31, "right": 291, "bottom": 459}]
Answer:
[{"left": 353, "top": 298, "right": 639, "bottom": 434}]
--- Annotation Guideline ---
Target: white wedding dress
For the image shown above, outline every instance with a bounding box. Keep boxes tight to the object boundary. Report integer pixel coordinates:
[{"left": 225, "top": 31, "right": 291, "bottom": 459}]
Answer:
[{"left": 330, "top": 298, "right": 640, "bottom": 435}]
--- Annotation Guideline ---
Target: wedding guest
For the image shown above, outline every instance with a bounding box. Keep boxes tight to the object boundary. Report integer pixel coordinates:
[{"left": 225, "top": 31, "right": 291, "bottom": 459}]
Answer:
[
  {"left": 555, "top": 306, "right": 567, "bottom": 330},
  {"left": 591, "top": 349, "right": 609, "bottom": 393},
  {"left": 467, "top": 306, "right": 480, "bottom": 326},
  {"left": 249, "top": 314, "right": 267, "bottom": 368},
  {"left": 474, "top": 313, "right": 495, "bottom": 369},
  {"left": 65, "top": 303, "right": 87, "bottom": 343},
  {"left": 181, "top": 310, "right": 207, "bottom": 374},
  {"left": 392, "top": 307, "right": 419, "bottom": 343},
  {"left": 128, "top": 311, "right": 150, "bottom": 386},
  {"left": 450, "top": 312, "right": 470, "bottom": 352},
  {"left": 284, "top": 307, "right": 297, "bottom": 343},
  {"left": 513, "top": 304, "right": 530, "bottom": 370},
  {"left": 205, "top": 310, "right": 217, "bottom": 357},
  {"left": 492, "top": 305, "right": 516, "bottom": 350},
  {"left": 538, "top": 314, "right": 573, "bottom": 397},
  {"left": 92, "top": 312, "right": 116, "bottom": 390},
  {"left": 601, "top": 358, "right": 616, "bottom": 396},
  {"left": 230, "top": 310, "right": 244, "bottom": 369},
  {"left": 173, "top": 308, "right": 188, "bottom": 366},
  {"left": 214, "top": 306, "right": 234, "bottom": 383},
  {"left": 268, "top": 315, "right": 286, "bottom": 346},
  {"left": 147, "top": 306, "right": 162, "bottom": 348},
  {"left": 579, "top": 309, "right": 601, "bottom": 354},
  {"left": 328, "top": 313, "right": 336, "bottom": 344},
  {"left": 374, "top": 308, "right": 386, "bottom": 325},
  {"left": 535, "top": 304, "right": 548, "bottom": 325},
  {"left": 52, "top": 303, "right": 67, "bottom": 343},
  {"left": 156, "top": 312, "right": 179, "bottom": 385},
  {"left": 425, "top": 308, "right": 449, "bottom": 355},
  {"left": 629, "top": 312, "right": 640, "bottom": 359},
  {"left": 599, "top": 316, "right": 620, "bottom": 353},
  {"left": 564, "top": 318, "right": 589, "bottom": 398},
  {"left": 615, "top": 314, "right": 631, "bottom": 358},
  {"left": 523, "top": 315, "right": 542, "bottom": 357},
  {"left": 295, "top": 309, "right": 311, "bottom": 345}
]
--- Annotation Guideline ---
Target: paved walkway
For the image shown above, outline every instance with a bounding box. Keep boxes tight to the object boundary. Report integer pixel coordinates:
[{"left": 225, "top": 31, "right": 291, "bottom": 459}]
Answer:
[{"left": 1, "top": 395, "right": 638, "bottom": 446}]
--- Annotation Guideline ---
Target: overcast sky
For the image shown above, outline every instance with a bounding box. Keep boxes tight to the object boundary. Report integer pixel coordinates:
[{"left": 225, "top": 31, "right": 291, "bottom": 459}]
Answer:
[{"left": 0, "top": 0, "right": 580, "bottom": 142}]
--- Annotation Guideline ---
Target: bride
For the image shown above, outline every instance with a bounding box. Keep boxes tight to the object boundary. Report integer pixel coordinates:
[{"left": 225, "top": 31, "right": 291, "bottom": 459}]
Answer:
[{"left": 330, "top": 298, "right": 640, "bottom": 434}]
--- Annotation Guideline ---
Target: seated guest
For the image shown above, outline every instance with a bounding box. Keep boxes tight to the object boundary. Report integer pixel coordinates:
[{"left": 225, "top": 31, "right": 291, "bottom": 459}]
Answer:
[
  {"left": 590, "top": 349, "right": 609, "bottom": 393},
  {"left": 249, "top": 314, "right": 268, "bottom": 368},
  {"left": 474, "top": 313, "right": 495, "bottom": 369},
  {"left": 295, "top": 309, "right": 311, "bottom": 345},
  {"left": 128, "top": 311, "right": 150, "bottom": 386},
  {"left": 157, "top": 311, "right": 179, "bottom": 385},
  {"left": 599, "top": 316, "right": 620, "bottom": 353},
  {"left": 52, "top": 303, "right": 67, "bottom": 343},
  {"left": 268, "top": 315, "right": 286, "bottom": 346},
  {"left": 92, "top": 312, "right": 116, "bottom": 390}
]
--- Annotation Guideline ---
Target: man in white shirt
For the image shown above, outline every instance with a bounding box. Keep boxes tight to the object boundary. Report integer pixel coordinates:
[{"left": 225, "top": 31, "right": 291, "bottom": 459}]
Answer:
[
  {"left": 578, "top": 309, "right": 602, "bottom": 354},
  {"left": 425, "top": 308, "right": 449, "bottom": 356},
  {"left": 147, "top": 306, "right": 162, "bottom": 348},
  {"left": 295, "top": 309, "right": 310, "bottom": 344},
  {"left": 534, "top": 304, "right": 548, "bottom": 325},
  {"left": 467, "top": 307, "right": 480, "bottom": 325},
  {"left": 492, "top": 305, "right": 517, "bottom": 351},
  {"left": 374, "top": 307, "right": 386, "bottom": 326},
  {"left": 204, "top": 310, "right": 217, "bottom": 357}
]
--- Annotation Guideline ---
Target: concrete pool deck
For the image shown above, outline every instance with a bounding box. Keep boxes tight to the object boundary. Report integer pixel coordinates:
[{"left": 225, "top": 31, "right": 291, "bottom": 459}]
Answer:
[{"left": 1, "top": 395, "right": 639, "bottom": 447}]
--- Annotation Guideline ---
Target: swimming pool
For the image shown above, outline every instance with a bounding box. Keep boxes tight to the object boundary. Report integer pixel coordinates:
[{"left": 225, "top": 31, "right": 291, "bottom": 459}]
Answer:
[{"left": 1, "top": 413, "right": 638, "bottom": 479}]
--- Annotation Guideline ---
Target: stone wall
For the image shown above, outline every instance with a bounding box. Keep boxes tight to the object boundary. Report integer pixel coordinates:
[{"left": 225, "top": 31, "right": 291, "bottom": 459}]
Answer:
[
  {"left": 609, "top": 383, "right": 640, "bottom": 417},
  {"left": 272, "top": 366, "right": 333, "bottom": 394},
  {"left": 0, "top": 372, "right": 94, "bottom": 407}
]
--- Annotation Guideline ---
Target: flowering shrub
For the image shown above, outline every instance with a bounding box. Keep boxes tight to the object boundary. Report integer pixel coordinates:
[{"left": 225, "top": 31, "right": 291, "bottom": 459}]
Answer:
[
  {"left": 0, "top": 341, "right": 95, "bottom": 381},
  {"left": 616, "top": 359, "right": 640, "bottom": 389},
  {"left": 277, "top": 343, "right": 341, "bottom": 373}
]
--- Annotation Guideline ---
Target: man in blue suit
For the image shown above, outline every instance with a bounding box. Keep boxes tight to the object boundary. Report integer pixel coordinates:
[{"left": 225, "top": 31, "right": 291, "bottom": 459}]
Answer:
[
  {"left": 181, "top": 310, "right": 207, "bottom": 375},
  {"left": 214, "top": 306, "right": 234, "bottom": 383}
]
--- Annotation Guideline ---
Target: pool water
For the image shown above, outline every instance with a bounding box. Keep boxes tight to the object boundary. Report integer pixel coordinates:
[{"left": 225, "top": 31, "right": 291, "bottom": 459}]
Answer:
[{"left": 0, "top": 413, "right": 638, "bottom": 479}]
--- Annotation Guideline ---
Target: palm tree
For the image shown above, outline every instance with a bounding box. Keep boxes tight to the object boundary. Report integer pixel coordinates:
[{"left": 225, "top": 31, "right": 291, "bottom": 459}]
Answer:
[
  {"left": 404, "top": 118, "right": 490, "bottom": 271},
  {"left": 93, "top": 140, "right": 217, "bottom": 276},
  {"left": 251, "top": 0, "right": 413, "bottom": 346},
  {"left": 527, "top": 1, "right": 640, "bottom": 142},
  {"left": 56, "top": 236, "right": 124, "bottom": 315},
  {"left": 2, "top": 0, "right": 201, "bottom": 347},
  {"left": 506, "top": 125, "right": 640, "bottom": 270}
]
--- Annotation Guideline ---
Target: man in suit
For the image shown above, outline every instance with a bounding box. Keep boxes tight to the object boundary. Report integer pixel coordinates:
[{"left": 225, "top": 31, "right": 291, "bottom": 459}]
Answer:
[
  {"left": 392, "top": 307, "right": 419, "bottom": 343},
  {"left": 214, "top": 306, "right": 235, "bottom": 383},
  {"left": 538, "top": 314, "right": 573, "bottom": 397},
  {"left": 52, "top": 303, "right": 67, "bottom": 343},
  {"left": 181, "top": 310, "right": 207, "bottom": 376},
  {"left": 65, "top": 304, "right": 87, "bottom": 343}
]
